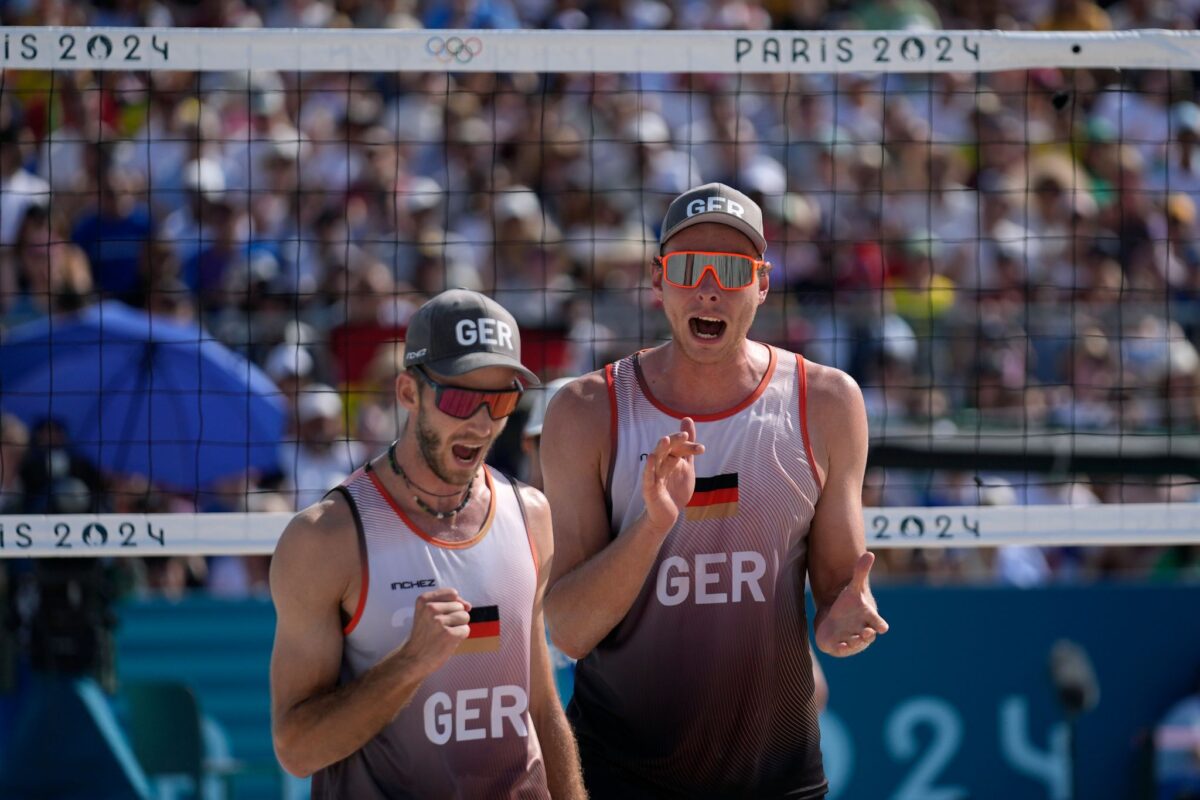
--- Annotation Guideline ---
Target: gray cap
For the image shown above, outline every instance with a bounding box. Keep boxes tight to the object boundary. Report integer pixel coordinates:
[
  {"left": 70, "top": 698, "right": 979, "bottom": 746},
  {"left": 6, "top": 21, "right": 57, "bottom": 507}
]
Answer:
[
  {"left": 659, "top": 182, "right": 767, "bottom": 255},
  {"left": 404, "top": 289, "right": 540, "bottom": 385}
]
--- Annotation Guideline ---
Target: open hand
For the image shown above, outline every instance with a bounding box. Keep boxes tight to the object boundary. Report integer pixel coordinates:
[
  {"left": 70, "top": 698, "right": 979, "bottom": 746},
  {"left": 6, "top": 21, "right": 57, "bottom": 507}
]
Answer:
[
  {"left": 815, "top": 552, "right": 889, "bottom": 657},
  {"left": 641, "top": 417, "right": 705, "bottom": 535}
]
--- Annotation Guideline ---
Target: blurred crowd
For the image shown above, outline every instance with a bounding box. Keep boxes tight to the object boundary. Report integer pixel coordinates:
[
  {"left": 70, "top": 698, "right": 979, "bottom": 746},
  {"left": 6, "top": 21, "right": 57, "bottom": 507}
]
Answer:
[{"left": 0, "top": 0, "right": 1197, "bottom": 593}]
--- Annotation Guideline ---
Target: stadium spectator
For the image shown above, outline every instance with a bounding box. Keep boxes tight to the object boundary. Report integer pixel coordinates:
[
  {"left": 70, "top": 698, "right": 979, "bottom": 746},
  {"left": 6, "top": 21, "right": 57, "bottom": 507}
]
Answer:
[
  {"left": 1, "top": 206, "right": 92, "bottom": 326},
  {"left": 0, "top": 0, "right": 1195, "bottom": 593},
  {"left": 280, "top": 384, "right": 365, "bottom": 511},
  {"left": 0, "top": 415, "right": 28, "bottom": 515},
  {"left": 1036, "top": 0, "right": 1112, "bottom": 30},
  {"left": 0, "top": 125, "right": 48, "bottom": 249},
  {"left": 70, "top": 165, "right": 152, "bottom": 302}
]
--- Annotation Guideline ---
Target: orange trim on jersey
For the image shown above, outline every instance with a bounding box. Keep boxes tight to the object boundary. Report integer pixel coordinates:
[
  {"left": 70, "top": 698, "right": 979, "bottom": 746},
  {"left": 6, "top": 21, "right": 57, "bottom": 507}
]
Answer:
[
  {"left": 343, "top": 558, "right": 369, "bottom": 636},
  {"left": 634, "top": 344, "right": 777, "bottom": 422},
  {"left": 605, "top": 362, "right": 618, "bottom": 487},
  {"left": 367, "top": 467, "right": 498, "bottom": 549},
  {"left": 331, "top": 483, "right": 370, "bottom": 637},
  {"left": 526, "top": 528, "right": 540, "bottom": 582},
  {"left": 797, "top": 354, "right": 823, "bottom": 493},
  {"left": 520, "top": 485, "right": 540, "bottom": 583}
]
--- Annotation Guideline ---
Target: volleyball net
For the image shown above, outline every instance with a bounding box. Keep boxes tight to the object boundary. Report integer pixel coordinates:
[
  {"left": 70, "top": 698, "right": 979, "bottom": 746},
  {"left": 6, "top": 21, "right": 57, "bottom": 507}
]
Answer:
[{"left": 0, "top": 28, "right": 1198, "bottom": 559}]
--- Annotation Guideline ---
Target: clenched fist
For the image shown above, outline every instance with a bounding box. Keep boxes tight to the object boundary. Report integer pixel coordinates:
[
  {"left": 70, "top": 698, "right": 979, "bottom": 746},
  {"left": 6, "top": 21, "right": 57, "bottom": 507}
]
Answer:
[{"left": 400, "top": 588, "right": 473, "bottom": 678}]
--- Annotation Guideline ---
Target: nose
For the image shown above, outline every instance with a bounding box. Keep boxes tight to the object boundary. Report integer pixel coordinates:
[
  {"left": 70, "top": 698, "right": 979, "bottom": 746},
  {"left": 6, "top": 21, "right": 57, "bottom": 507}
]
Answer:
[{"left": 694, "top": 267, "right": 722, "bottom": 302}]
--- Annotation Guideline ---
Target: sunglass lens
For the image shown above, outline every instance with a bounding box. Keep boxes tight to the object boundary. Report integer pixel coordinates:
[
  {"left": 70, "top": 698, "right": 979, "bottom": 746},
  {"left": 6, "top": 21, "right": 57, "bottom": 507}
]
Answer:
[
  {"left": 438, "top": 387, "right": 484, "bottom": 419},
  {"left": 721, "top": 256, "right": 755, "bottom": 287},
  {"left": 664, "top": 253, "right": 693, "bottom": 285},
  {"left": 486, "top": 391, "right": 521, "bottom": 419},
  {"left": 664, "top": 253, "right": 755, "bottom": 288},
  {"left": 436, "top": 386, "right": 523, "bottom": 420}
]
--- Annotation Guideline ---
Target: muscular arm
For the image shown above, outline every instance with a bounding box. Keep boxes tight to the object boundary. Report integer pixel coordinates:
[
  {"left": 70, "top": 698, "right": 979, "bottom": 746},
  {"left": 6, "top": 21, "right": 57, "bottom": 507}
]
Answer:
[
  {"left": 269, "top": 498, "right": 469, "bottom": 776},
  {"left": 541, "top": 373, "right": 700, "bottom": 660},
  {"left": 522, "top": 487, "right": 586, "bottom": 799},
  {"left": 805, "top": 365, "right": 888, "bottom": 657}
]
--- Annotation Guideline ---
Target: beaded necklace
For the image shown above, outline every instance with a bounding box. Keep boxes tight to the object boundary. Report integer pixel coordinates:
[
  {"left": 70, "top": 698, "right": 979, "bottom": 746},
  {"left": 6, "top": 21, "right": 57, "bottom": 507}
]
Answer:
[{"left": 387, "top": 441, "right": 474, "bottom": 520}]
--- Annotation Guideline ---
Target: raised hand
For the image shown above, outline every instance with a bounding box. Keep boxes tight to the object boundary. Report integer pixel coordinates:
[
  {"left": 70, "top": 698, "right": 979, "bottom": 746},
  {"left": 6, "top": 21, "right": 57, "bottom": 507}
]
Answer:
[
  {"left": 400, "top": 588, "right": 473, "bottom": 678},
  {"left": 815, "top": 552, "right": 889, "bottom": 657},
  {"left": 641, "top": 416, "right": 705, "bottom": 535}
]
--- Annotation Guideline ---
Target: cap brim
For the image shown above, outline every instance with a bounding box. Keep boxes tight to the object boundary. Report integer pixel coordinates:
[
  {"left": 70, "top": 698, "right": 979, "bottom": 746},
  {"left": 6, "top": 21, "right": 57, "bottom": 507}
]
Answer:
[
  {"left": 660, "top": 213, "right": 767, "bottom": 255},
  {"left": 425, "top": 351, "right": 541, "bottom": 386}
]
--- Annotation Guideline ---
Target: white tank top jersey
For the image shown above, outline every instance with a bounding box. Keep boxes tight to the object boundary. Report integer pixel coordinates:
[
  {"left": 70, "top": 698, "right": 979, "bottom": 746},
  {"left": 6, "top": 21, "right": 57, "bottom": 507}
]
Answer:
[
  {"left": 310, "top": 463, "right": 549, "bottom": 800},
  {"left": 569, "top": 344, "right": 828, "bottom": 799}
]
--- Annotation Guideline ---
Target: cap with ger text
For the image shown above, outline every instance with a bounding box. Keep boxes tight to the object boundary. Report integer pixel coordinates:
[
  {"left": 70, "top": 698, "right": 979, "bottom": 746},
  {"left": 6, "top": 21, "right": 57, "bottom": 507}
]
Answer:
[
  {"left": 659, "top": 182, "right": 767, "bottom": 255},
  {"left": 403, "top": 289, "right": 540, "bottom": 385}
]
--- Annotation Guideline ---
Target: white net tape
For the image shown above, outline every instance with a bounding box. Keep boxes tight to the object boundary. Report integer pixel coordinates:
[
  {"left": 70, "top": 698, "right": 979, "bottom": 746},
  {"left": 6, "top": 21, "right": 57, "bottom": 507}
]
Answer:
[
  {"left": 1, "top": 27, "right": 1198, "bottom": 557},
  {"left": 0, "top": 503, "right": 1194, "bottom": 557},
  {"left": 2, "top": 28, "right": 1200, "bottom": 74}
]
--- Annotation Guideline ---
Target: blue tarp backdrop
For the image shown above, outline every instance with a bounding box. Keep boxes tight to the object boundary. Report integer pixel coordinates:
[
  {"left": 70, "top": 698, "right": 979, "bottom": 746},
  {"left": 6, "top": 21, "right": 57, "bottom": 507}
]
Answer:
[
  {"left": 813, "top": 584, "right": 1200, "bottom": 799},
  {"left": 3, "top": 582, "right": 1197, "bottom": 799}
]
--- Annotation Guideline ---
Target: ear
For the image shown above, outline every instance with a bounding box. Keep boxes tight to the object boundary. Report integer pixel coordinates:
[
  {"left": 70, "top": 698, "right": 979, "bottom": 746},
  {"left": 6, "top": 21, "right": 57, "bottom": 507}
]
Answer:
[
  {"left": 757, "top": 262, "right": 771, "bottom": 305},
  {"left": 651, "top": 256, "right": 664, "bottom": 301},
  {"left": 396, "top": 371, "right": 420, "bottom": 415}
]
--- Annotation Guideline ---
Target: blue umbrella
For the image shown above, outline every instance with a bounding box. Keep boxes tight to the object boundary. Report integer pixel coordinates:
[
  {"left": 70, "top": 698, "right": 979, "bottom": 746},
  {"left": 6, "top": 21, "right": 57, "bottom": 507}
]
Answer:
[{"left": 0, "top": 301, "right": 286, "bottom": 492}]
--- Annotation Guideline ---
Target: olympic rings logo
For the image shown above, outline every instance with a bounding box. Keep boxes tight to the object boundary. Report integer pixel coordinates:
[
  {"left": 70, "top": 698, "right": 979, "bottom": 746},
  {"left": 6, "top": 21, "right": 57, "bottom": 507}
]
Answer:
[{"left": 425, "top": 36, "right": 483, "bottom": 64}]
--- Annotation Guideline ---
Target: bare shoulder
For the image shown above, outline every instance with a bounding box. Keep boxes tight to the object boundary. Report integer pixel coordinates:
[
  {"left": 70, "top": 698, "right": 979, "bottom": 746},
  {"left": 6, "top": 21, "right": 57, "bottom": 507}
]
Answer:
[
  {"left": 540, "top": 369, "right": 615, "bottom": 584},
  {"left": 544, "top": 369, "right": 610, "bottom": 428},
  {"left": 541, "top": 369, "right": 611, "bottom": 455},
  {"left": 270, "top": 492, "right": 360, "bottom": 604},
  {"left": 799, "top": 359, "right": 867, "bottom": 479},
  {"left": 515, "top": 481, "right": 552, "bottom": 527},
  {"left": 803, "top": 359, "right": 866, "bottom": 422}
]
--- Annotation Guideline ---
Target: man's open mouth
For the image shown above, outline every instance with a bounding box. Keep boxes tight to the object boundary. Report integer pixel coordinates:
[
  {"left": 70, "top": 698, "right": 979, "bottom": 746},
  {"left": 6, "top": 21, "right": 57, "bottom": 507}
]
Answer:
[
  {"left": 451, "top": 444, "right": 483, "bottom": 464},
  {"left": 690, "top": 316, "right": 727, "bottom": 340}
]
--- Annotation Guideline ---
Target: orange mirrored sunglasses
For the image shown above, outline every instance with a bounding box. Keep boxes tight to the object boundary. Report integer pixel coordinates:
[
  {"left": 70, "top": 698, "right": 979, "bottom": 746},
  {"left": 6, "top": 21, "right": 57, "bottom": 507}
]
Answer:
[{"left": 661, "top": 251, "right": 769, "bottom": 290}]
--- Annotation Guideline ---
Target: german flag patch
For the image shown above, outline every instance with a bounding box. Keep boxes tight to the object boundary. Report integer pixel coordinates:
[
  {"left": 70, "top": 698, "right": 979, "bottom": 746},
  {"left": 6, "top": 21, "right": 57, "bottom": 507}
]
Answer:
[
  {"left": 457, "top": 605, "right": 500, "bottom": 655},
  {"left": 685, "top": 473, "right": 739, "bottom": 521}
]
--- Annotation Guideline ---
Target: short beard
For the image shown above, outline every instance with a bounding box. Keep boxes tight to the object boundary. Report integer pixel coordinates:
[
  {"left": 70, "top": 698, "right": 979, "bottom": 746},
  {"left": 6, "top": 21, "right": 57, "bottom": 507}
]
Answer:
[
  {"left": 414, "top": 404, "right": 487, "bottom": 486},
  {"left": 415, "top": 406, "right": 456, "bottom": 484}
]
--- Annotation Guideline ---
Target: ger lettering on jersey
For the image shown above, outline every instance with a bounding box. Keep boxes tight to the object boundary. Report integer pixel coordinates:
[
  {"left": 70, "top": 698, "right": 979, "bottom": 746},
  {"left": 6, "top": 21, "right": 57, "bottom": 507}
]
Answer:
[
  {"left": 310, "top": 464, "right": 548, "bottom": 799},
  {"left": 568, "top": 346, "right": 827, "bottom": 798}
]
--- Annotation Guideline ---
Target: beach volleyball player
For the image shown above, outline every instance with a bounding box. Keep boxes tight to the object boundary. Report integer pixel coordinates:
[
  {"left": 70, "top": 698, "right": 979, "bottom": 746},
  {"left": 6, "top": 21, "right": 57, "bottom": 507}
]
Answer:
[{"left": 541, "top": 184, "right": 888, "bottom": 798}]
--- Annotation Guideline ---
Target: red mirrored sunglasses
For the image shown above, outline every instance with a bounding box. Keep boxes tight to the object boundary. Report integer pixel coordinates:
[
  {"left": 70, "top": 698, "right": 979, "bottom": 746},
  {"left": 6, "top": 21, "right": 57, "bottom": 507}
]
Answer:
[{"left": 413, "top": 367, "right": 524, "bottom": 420}]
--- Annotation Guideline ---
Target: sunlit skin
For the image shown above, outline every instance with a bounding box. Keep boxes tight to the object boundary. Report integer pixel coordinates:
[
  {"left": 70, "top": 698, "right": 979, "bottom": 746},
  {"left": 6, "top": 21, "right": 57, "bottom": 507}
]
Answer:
[
  {"left": 393, "top": 364, "right": 521, "bottom": 513},
  {"left": 543, "top": 213, "right": 888, "bottom": 666},
  {"left": 642, "top": 222, "right": 773, "bottom": 416},
  {"left": 269, "top": 357, "right": 586, "bottom": 795},
  {"left": 652, "top": 222, "right": 770, "bottom": 367}
]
